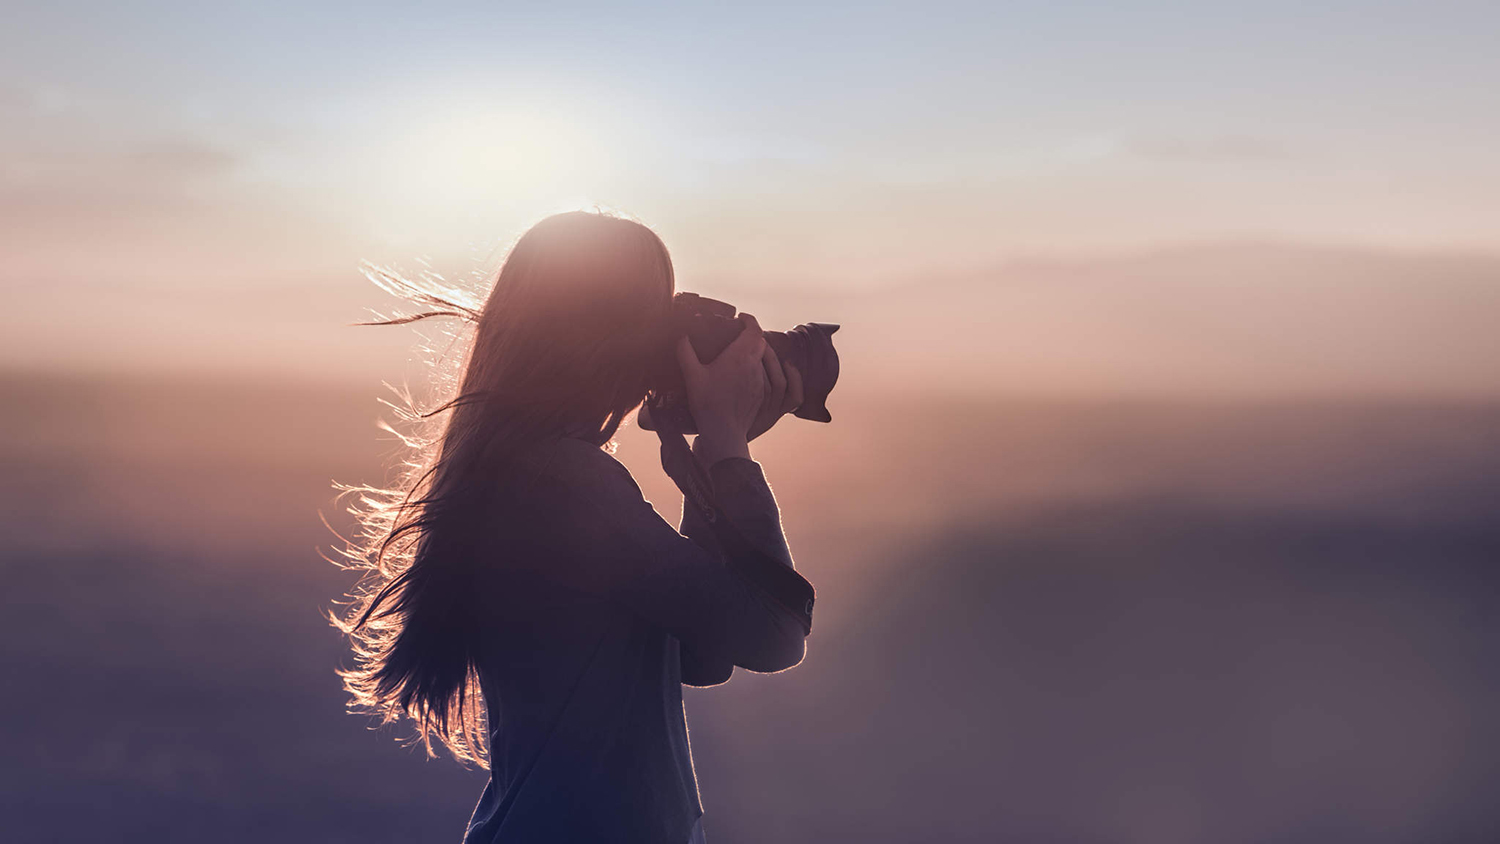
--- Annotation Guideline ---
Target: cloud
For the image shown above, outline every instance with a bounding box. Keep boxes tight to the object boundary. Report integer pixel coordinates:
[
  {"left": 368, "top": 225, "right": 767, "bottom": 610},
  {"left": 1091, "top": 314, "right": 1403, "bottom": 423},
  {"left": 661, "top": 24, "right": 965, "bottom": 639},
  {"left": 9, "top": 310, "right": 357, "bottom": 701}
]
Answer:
[
  {"left": 1050, "top": 133, "right": 1293, "bottom": 168},
  {"left": 714, "top": 241, "right": 1500, "bottom": 401},
  {"left": 0, "top": 97, "right": 247, "bottom": 241},
  {"left": 128, "top": 139, "right": 239, "bottom": 181},
  {"left": 1125, "top": 134, "right": 1293, "bottom": 163}
]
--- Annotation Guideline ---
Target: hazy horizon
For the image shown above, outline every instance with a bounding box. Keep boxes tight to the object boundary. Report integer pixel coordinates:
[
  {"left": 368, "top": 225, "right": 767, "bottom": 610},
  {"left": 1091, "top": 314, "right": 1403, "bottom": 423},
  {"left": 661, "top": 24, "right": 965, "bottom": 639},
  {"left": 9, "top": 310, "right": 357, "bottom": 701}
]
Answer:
[
  {"left": 4, "top": 375, "right": 1497, "bottom": 843},
  {"left": 8, "top": 238, "right": 1498, "bottom": 404}
]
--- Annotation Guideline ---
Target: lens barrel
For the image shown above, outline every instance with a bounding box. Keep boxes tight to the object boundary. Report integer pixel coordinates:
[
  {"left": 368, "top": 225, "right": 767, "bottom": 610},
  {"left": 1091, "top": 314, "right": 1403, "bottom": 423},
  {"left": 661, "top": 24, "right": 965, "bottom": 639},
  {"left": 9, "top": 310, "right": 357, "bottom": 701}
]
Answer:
[{"left": 764, "top": 323, "right": 840, "bottom": 423}]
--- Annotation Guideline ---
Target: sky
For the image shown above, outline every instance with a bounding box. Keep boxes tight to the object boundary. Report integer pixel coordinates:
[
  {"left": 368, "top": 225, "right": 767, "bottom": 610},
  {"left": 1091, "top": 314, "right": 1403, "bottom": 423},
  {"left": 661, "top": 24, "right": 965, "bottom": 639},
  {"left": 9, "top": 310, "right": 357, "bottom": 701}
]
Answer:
[{"left": 3, "top": 0, "right": 1498, "bottom": 391}]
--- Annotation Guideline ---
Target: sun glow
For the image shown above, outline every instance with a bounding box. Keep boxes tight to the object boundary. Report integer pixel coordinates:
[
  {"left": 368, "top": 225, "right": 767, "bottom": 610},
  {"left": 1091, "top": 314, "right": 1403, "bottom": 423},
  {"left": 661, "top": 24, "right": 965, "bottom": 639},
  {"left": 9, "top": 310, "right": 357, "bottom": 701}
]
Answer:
[{"left": 347, "top": 94, "right": 627, "bottom": 252}]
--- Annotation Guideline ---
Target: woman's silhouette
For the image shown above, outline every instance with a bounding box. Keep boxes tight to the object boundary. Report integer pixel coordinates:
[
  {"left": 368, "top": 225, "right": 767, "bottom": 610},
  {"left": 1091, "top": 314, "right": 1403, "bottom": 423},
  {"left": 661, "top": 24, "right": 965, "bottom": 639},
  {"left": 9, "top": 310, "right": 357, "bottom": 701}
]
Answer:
[{"left": 333, "top": 211, "right": 813, "bottom": 843}]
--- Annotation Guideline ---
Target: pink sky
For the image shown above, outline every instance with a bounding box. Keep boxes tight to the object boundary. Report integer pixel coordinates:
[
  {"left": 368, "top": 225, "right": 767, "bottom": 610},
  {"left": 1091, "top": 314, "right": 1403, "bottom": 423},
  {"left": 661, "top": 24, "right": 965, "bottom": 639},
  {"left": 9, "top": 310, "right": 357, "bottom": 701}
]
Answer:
[{"left": 3, "top": 2, "right": 1498, "bottom": 396}]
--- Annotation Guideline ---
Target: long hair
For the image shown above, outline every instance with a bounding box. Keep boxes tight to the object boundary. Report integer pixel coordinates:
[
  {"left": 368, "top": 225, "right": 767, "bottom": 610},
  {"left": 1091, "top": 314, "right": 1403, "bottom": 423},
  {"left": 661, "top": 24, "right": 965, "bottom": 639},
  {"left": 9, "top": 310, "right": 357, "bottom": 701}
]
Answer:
[{"left": 331, "top": 211, "right": 676, "bottom": 765}]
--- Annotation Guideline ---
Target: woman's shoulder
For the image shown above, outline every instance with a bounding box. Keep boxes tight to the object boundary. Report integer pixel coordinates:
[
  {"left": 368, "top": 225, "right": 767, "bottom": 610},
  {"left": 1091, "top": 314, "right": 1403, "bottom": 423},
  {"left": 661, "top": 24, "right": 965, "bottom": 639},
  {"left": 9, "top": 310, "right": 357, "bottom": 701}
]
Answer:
[
  {"left": 483, "top": 437, "right": 656, "bottom": 561},
  {"left": 498, "top": 436, "right": 642, "bottom": 503},
  {"left": 554, "top": 436, "right": 638, "bottom": 477}
]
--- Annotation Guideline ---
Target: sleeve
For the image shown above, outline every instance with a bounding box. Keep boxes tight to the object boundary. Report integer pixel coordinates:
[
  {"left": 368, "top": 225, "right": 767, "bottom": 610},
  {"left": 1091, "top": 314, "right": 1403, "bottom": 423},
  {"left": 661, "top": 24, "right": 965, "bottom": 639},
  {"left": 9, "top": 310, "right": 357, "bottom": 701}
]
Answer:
[
  {"left": 533, "top": 451, "right": 810, "bottom": 675},
  {"left": 677, "top": 457, "right": 798, "bottom": 686}
]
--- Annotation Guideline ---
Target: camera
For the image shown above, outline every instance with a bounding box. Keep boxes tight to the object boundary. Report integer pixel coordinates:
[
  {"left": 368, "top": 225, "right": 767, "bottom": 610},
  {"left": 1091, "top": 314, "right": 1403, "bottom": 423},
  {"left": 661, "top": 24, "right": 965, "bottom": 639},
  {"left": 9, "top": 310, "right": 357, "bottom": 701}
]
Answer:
[{"left": 642, "top": 292, "right": 840, "bottom": 435}]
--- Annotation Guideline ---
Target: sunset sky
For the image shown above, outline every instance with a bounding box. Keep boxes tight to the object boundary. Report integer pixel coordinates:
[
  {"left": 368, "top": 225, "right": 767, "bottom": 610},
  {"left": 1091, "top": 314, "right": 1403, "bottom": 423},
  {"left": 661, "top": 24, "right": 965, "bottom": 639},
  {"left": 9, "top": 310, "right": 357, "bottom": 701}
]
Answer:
[
  {"left": 6, "top": 12, "right": 1500, "bottom": 835},
  {"left": 4, "top": 1, "right": 1498, "bottom": 393}
]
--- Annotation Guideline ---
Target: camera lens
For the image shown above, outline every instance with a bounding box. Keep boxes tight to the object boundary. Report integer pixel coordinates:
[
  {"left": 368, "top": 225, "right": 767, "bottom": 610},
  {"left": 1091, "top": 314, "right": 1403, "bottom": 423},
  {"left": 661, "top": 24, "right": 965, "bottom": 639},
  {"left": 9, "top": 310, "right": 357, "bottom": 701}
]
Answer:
[{"left": 765, "top": 323, "right": 840, "bottom": 423}]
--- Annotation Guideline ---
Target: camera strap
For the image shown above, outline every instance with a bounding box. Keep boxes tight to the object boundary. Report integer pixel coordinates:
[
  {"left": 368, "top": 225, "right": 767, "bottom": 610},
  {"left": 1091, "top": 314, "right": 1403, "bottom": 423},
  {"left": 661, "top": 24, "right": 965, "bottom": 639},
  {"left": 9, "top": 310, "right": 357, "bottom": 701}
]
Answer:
[{"left": 651, "top": 418, "right": 815, "bottom": 635}]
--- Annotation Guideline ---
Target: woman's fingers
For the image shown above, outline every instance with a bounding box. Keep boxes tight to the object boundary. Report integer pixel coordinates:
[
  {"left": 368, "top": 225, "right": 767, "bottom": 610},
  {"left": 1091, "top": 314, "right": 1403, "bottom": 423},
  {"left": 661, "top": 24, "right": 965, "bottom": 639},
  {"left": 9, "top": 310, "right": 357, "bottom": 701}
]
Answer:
[
  {"left": 727, "top": 314, "right": 766, "bottom": 362},
  {"left": 679, "top": 314, "right": 783, "bottom": 442},
  {"left": 746, "top": 343, "right": 806, "bottom": 442}
]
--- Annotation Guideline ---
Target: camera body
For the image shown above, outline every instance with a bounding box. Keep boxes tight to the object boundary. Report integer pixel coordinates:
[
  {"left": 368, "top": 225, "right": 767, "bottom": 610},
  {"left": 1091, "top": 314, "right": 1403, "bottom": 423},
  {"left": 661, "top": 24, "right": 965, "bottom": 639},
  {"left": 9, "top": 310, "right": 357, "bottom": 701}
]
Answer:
[{"left": 642, "top": 292, "right": 840, "bottom": 435}]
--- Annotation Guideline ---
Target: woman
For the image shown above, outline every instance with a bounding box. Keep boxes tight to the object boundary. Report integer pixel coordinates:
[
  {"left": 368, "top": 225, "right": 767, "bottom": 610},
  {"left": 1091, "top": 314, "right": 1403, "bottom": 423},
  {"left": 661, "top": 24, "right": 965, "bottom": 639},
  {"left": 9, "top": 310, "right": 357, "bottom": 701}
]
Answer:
[{"left": 334, "top": 211, "right": 815, "bottom": 843}]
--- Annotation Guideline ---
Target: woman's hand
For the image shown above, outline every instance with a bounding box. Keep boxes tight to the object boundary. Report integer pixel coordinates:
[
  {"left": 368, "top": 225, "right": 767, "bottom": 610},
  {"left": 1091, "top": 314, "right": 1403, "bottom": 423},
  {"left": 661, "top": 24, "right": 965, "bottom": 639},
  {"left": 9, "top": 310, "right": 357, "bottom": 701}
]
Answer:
[{"left": 677, "top": 316, "right": 767, "bottom": 465}]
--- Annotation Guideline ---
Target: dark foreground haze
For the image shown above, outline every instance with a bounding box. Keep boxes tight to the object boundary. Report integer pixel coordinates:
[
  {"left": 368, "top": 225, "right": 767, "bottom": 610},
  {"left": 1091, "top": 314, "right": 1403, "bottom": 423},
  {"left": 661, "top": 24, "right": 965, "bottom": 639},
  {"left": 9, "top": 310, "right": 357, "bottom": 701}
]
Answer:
[{"left": 2, "top": 372, "right": 1497, "bottom": 843}]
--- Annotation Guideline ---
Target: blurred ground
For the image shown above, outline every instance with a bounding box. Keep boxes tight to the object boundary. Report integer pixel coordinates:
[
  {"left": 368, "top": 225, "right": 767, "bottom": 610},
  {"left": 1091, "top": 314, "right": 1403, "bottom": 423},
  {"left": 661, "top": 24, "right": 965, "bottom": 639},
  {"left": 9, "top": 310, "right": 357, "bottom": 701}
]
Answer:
[{"left": 1, "top": 372, "right": 1497, "bottom": 842}]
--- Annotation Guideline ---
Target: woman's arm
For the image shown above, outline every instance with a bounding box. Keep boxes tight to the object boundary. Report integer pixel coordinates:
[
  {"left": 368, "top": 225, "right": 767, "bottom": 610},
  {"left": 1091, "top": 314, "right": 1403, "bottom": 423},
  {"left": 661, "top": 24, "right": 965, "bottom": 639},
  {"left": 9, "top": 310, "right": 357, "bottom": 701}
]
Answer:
[
  {"left": 677, "top": 437, "right": 798, "bottom": 686},
  {"left": 533, "top": 449, "right": 809, "bottom": 674},
  {"left": 675, "top": 323, "right": 805, "bottom": 684},
  {"left": 538, "top": 316, "right": 811, "bottom": 678}
]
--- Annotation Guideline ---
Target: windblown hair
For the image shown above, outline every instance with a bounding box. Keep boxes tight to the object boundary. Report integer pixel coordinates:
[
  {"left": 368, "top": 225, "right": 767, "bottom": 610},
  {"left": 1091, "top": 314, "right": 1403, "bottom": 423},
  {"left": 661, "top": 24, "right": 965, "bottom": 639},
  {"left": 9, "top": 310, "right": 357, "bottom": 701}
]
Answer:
[{"left": 330, "top": 211, "right": 675, "bottom": 765}]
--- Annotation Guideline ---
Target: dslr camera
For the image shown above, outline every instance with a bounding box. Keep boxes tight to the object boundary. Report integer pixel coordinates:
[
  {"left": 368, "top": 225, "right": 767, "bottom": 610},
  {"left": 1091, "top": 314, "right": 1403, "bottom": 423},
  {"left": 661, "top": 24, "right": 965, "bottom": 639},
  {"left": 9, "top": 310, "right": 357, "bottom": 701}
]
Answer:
[{"left": 642, "top": 292, "right": 840, "bottom": 434}]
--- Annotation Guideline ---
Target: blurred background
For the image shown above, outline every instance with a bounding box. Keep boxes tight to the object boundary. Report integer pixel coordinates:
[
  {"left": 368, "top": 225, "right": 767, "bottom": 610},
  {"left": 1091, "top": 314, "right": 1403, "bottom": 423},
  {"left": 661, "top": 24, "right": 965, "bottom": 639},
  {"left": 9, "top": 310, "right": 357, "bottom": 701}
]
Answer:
[{"left": 3, "top": 2, "right": 1498, "bottom": 842}]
